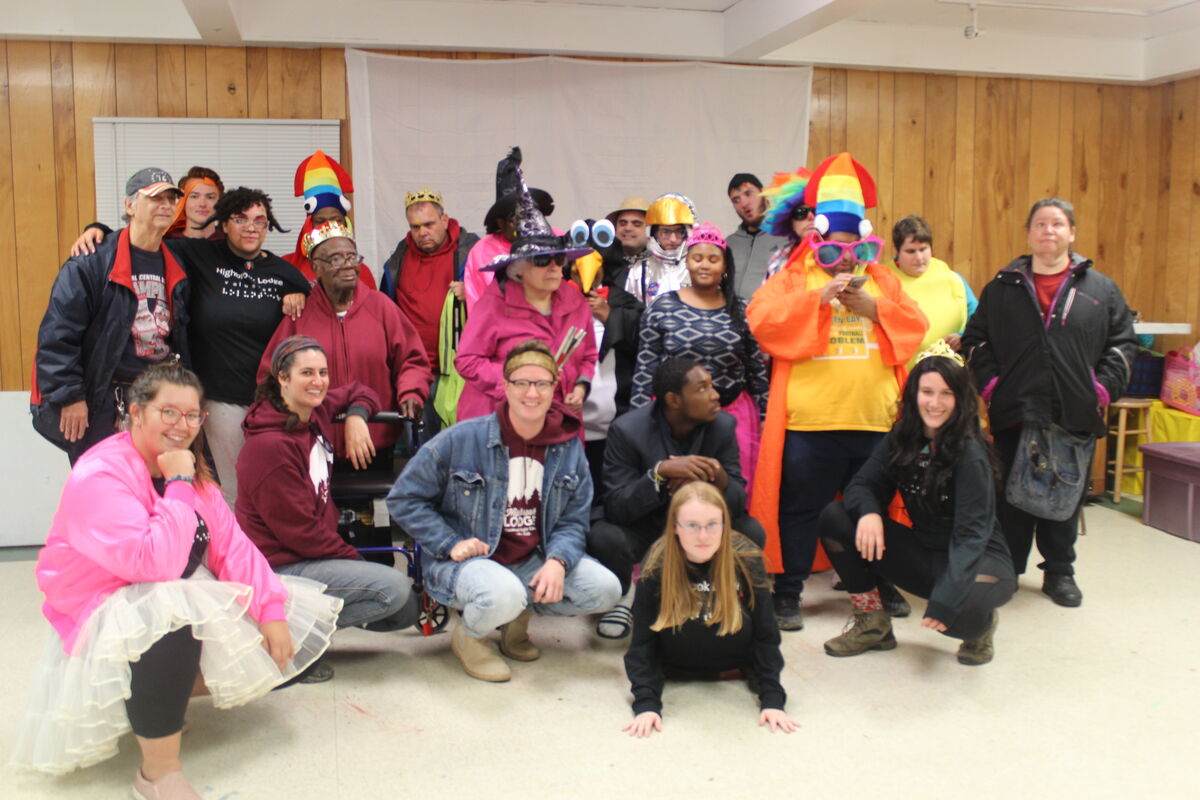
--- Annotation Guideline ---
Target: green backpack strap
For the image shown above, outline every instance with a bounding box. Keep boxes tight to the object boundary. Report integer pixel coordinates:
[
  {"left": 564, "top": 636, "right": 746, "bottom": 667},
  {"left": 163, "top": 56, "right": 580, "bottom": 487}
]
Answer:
[{"left": 433, "top": 290, "right": 467, "bottom": 428}]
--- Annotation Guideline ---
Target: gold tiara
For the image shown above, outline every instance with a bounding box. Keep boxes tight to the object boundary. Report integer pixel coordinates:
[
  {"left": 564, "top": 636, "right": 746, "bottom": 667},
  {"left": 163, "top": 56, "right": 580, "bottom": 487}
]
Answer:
[
  {"left": 914, "top": 339, "right": 965, "bottom": 367},
  {"left": 405, "top": 187, "right": 443, "bottom": 208},
  {"left": 302, "top": 219, "right": 354, "bottom": 258}
]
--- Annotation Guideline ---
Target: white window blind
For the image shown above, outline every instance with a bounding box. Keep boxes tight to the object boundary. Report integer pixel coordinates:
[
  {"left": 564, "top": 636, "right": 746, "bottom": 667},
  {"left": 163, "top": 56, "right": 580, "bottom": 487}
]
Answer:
[{"left": 93, "top": 118, "right": 341, "bottom": 255}]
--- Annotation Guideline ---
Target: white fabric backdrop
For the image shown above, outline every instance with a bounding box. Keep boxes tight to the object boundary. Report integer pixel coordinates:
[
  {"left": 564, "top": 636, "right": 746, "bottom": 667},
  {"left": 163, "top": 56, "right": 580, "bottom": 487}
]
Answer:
[{"left": 346, "top": 50, "right": 811, "bottom": 274}]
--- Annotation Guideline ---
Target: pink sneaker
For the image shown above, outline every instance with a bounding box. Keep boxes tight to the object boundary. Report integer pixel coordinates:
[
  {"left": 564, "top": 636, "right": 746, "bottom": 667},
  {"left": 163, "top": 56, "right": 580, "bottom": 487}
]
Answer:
[{"left": 132, "top": 769, "right": 202, "bottom": 799}]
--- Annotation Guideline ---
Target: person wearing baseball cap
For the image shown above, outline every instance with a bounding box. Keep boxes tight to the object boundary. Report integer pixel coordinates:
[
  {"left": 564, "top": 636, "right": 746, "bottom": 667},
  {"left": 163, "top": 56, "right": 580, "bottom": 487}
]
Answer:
[{"left": 32, "top": 168, "right": 190, "bottom": 463}]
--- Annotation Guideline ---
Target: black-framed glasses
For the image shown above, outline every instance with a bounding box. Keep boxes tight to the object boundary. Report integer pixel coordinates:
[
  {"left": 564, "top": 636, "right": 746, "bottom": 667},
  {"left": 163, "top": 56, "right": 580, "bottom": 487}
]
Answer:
[
  {"left": 145, "top": 403, "right": 207, "bottom": 428},
  {"left": 506, "top": 378, "right": 554, "bottom": 392},
  {"left": 313, "top": 252, "right": 364, "bottom": 270}
]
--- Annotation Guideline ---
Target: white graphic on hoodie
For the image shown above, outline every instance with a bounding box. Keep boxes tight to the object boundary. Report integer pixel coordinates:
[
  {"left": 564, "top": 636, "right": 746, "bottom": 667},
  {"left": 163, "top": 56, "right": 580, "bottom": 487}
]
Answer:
[
  {"left": 503, "top": 455, "right": 543, "bottom": 538},
  {"left": 309, "top": 434, "right": 333, "bottom": 504}
]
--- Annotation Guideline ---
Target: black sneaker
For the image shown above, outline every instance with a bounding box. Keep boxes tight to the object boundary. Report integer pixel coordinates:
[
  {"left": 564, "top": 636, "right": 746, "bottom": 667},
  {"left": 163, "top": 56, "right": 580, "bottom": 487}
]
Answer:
[
  {"left": 773, "top": 592, "right": 804, "bottom": 631},
  {"left": 877, "top": 578, "right": 911, "bottom": 618},
  {"left": 274, "top": 657, "right": 334, "bottom": 690},
  {"left": 1042, "top": 573, "right": 1083, "bottom": 607}
]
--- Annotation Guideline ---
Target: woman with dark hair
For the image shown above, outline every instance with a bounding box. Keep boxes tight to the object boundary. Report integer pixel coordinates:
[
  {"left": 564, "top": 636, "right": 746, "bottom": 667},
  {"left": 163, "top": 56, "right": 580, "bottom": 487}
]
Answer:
[
  {"left": 962, "top": 198, "right": 1137, "bottom": 608},
  {"left": 236, "top": 336, "right": 420, "bottom": 682},
  {"left": 630, "top": 222, "right": 769, "bottom": 493},
  {"left": 817, "top": 347, "right": 1016, "bottom": 665},
  {"left": 165, "top": 166, "right": 225, "bottom": 241},
  {"left": 14, "top": 362, "right": 339, "bottom": 797},
  {"left": 623, "top": 481, "right": 795, "bottom": 738}
]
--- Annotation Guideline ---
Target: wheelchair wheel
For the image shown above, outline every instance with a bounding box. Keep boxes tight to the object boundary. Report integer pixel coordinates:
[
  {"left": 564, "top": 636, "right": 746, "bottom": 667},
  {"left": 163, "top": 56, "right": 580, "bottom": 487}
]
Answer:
[{"left": 419, "top": 595, "right": 450, "bottom": 636}]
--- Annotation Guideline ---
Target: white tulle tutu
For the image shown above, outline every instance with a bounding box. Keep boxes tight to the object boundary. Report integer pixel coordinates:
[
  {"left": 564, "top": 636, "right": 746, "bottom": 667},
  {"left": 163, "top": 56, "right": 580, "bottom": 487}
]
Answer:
[{"left": 11, "top": 567, "right": 342, "bottom": 774}]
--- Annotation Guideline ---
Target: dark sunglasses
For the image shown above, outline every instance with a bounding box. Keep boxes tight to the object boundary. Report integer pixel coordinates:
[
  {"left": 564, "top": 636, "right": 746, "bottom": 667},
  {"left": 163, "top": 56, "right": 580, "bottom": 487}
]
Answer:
[
  {"left": 530, "top": 254, "right": 567, "bottom": 268},
  {"left": 791, "top": 205, "right": 815, "bottom": 221}
]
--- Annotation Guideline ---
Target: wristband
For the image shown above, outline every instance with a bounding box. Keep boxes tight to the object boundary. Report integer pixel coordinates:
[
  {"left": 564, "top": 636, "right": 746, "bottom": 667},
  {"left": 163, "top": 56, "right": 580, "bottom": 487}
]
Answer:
[
  {"left": 549, "top": 555, "right": 569, "bottom": 572},
  {"left": 648, "top": 461, "right": 666, "bottom": 492},
  {"left": 164, "top": 475, "right": 194, "bottom": 486}
]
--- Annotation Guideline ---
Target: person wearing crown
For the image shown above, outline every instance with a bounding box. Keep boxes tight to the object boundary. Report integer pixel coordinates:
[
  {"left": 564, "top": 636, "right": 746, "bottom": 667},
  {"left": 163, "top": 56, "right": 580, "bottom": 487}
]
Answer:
[
  {"left": 257, "top": 220, "right": 432, "bottom": 466},
  {"left": 816, "top": 344, "right": 1016, "bottom": 665},
  {"left": 283, "top": 149, "right": 377, "bottom": 290},
  {"left": 454, "top": 168, "right": 597, "bottom": 425},
  {"left": 746, "top": 152, "right": 928, "bottom": 632}
]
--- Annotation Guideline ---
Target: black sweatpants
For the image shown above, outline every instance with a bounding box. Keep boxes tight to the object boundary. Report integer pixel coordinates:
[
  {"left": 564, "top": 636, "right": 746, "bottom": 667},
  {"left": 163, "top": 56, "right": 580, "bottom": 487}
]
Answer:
[
  {"left": 818, "top": 502, "right": 1016, "bottom": 641},
  {"left": 124, "top": 626, "right": 202, "bottom": 739},
  {"left": 589, "top": 513, "right": 768, "bottom": 594},
  {"left": 993, "top": 427, "right": 1087, "bottom": 576}
]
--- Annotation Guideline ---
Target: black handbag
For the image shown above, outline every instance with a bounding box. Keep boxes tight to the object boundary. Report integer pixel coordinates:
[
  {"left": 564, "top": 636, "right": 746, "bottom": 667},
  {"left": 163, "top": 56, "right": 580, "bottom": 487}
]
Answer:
[{"left": 1005, "top": 424, "right": 1096, "bottom": 521}]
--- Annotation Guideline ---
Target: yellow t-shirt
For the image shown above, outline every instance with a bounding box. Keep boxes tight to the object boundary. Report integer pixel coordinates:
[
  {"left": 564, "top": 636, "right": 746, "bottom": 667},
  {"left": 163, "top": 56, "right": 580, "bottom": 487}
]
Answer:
[
  {"left": 886, "top": 257, "right": 968, "bottom": 368},
  {"left": 785, "top": 263, "right": 900, "bottom": 432}
]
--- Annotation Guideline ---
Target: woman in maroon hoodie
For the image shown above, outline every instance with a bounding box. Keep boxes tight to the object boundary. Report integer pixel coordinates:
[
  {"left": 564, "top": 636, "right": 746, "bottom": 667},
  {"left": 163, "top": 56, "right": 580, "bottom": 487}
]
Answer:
[{"left": 236, "top": 336, "right": 420, "bottom": 682}]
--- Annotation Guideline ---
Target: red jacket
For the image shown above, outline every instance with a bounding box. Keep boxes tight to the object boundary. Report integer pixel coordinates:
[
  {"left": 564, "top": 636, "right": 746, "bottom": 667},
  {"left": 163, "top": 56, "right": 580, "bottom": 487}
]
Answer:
[
  {"left": 236, "top": 383, "right": 379, "bottom": 567},
  {"left": 258, "top": 286, "right": 432, "bottom": 456}
]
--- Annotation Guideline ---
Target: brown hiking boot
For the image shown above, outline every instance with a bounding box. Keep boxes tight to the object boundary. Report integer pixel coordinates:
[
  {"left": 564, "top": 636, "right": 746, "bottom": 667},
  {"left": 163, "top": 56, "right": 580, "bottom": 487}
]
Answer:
[
  {"left": 824, "top": 610, "right": 897, "bottom": 657},
  {"left": 957, "top": 612, "right": 998, "bottom": 666},
  {"left": 499, "top": 609, "right": 540, "bottom": 662}
]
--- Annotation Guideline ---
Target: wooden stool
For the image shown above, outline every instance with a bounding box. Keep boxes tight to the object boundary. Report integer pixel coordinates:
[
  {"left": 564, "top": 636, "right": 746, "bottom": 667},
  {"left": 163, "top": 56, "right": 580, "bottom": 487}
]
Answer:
[{"left": 1107, "top": 398, "right": 1153, "bottom": 503}]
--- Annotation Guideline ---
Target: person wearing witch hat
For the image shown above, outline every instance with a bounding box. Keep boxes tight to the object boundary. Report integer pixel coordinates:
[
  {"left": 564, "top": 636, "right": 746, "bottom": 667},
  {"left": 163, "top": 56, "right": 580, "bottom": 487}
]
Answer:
[
  {"left": 282, "top": 149, "right": 377, "bottom": 290},
  {"left": 455, "top": 167, "right": 598, "bottom": 426},
  {"left": 746, "top": 152, "right": 928, "bottom": 632},
  {"left": 463, "top": 147, "right": 562, "bottom": 310}
]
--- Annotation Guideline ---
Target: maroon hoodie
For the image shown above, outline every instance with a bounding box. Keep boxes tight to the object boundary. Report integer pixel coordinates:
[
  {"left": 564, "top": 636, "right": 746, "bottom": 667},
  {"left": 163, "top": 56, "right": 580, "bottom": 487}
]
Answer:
[{"left": 235, "top": 382, "right": 380, "bottom": 567}]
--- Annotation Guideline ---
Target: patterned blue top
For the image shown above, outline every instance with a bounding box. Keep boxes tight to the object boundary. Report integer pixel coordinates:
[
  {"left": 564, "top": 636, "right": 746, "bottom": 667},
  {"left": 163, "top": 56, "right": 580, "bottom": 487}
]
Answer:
[{"left": 630, "top": 291, "right": 769, "bottom": 414}]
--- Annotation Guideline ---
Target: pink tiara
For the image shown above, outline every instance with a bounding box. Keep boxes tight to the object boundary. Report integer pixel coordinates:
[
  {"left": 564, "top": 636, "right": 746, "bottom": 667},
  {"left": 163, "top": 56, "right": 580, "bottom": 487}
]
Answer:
[{"left": 684, "top": 221, "right": 726, "bottom": 250}]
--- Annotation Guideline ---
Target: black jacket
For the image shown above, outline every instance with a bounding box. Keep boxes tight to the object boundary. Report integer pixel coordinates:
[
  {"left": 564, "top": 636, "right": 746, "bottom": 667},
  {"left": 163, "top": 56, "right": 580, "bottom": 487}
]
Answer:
[
  {"left": 601, "top": 403, "right": 747, "bottom": 532},
  {"left": 594, "top": 254, "right": 645, "bottom": 417},
  {"left": 379, "top": 226, "right": 480, "bottom": 298},
  {"left": 962, "top": 254, "right": 1137, "bottom": 438},
  {"left": 32, "top": 229, "right": 190, "bottom": 454}
]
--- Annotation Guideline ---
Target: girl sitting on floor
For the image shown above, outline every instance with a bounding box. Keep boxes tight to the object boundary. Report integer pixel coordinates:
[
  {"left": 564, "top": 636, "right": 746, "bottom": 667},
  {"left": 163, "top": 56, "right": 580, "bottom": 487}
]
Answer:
[{"left": 622, "top": 481, "right": 797, "bottom": 738}]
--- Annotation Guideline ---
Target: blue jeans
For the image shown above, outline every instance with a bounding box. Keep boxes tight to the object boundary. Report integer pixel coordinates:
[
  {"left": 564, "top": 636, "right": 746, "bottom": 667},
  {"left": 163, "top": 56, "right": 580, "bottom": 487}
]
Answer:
[
  {"left": 452, "top": 554, "right": 621, "bottom": 638},
  {"left": 275, "top": 558, "right": 420, "bottom": 631}
]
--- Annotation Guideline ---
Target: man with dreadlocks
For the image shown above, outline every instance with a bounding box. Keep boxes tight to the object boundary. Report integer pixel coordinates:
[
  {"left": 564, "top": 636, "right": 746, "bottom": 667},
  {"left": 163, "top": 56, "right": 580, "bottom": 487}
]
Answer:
[{"left": 70, "top": 186, "right": 312, "bottom": 507}]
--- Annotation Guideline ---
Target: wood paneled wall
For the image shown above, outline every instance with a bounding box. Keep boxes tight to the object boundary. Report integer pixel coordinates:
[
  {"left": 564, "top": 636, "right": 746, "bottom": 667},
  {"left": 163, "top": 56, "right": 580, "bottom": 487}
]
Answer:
[{"left": 2, "top": 42, "right": 1198, "bottom": 392}]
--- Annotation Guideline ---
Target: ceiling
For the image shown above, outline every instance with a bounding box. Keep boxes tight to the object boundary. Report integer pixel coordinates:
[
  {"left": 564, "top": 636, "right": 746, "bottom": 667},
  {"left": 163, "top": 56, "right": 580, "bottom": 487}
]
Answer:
[{"left": 5, "top": 0, "right": 1200, "bottom": 83}]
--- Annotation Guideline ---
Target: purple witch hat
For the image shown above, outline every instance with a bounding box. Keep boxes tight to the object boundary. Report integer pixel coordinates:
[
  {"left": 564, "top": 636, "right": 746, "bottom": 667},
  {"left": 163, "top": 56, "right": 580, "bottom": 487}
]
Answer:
[{"left": 481, "top": 166, "right": 592, "bottom": 272}]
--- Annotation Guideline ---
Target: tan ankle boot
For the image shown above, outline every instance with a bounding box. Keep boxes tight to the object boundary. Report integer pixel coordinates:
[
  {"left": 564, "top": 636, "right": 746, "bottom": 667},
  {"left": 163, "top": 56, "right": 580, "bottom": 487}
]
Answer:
[
  {"left": 451, "top": 615, "right": 511, "bottom": 682},
  {"left": 499, "top": 609, "right": 540, "bottom": 662},
  {"left": 823, "top": 609, "right": 897, "bottom": 657}
]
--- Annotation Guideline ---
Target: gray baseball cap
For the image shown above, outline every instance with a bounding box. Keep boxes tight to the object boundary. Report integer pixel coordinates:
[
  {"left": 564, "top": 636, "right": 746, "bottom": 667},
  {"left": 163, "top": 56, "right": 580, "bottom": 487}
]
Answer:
[{"left": 126, "top": 167, "right": 182, "bottom": 197}]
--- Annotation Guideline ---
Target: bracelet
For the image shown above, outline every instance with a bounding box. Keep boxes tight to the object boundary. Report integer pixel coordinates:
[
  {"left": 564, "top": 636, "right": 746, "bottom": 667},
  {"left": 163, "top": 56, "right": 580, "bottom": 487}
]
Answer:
[
  {"left": 648, "top": 461, "right": 666, "bottom": 492},
  {"left": 164, "top": 475, "right": 195, "bottom": 486},
  {"left": 549, "top": 555, "right": 569, "bottom": 571}
]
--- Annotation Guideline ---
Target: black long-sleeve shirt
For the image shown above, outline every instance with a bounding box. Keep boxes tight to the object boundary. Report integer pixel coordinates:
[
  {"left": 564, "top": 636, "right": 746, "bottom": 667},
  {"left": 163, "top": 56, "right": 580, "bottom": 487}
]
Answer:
[
  {"left": 842, "top": 436, "right": 1013, "bottom": 624},
  {"left": 624, "top": 544, "right": 786, "bottom": 716}
]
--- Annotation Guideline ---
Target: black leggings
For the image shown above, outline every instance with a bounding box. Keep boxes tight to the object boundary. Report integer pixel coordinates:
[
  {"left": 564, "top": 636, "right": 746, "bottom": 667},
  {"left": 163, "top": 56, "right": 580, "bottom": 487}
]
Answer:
[
  {"left": 124, "top": 626, "right": 202, "bottom": 739},
  {"left": 819, "top": 502, "right": 1016, "bottom": 641}
]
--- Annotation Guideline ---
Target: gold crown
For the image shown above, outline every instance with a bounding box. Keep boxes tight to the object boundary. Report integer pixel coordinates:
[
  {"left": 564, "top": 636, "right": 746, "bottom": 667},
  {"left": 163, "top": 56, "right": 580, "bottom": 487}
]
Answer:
[
  {"left": 914, "top": 338, "right": 965, "bottom": 367},
  {"left": 302, "top": 219, "right": 355, "bottom": 258},
  {"left": 405, "top": 187, "right": 444, "bottom": 208}
]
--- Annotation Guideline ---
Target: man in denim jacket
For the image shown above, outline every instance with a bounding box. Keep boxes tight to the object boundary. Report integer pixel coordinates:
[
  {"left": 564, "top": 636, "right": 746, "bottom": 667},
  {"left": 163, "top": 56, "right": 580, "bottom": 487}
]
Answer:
[{"left": 388, "top": 340, "right": 621, "bottom": 682}]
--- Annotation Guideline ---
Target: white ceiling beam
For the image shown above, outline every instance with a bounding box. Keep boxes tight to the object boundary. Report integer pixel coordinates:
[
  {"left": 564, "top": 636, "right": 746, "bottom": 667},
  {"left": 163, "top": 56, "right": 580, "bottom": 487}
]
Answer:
[
  {"left": 1144, "top": 27, "right": 1200, "bottom": 82},
  {"left": 723, "top": 0, "right": 881, "bottom": 60},
  {"left": 181, "top": 0, "right": 243, "bottom": 44},
  {"left": 766, "top": 19, "right": 1145, "bottom": 82},
  {"left": 234, "top": 0, "right": 725, "bottom": 60}
]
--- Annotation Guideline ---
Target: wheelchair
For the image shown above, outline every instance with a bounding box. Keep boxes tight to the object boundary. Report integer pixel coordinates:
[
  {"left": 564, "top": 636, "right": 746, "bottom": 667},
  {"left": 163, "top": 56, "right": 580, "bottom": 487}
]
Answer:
[{"left": 330, "top": 411, "right": 449, "bottom": 636}]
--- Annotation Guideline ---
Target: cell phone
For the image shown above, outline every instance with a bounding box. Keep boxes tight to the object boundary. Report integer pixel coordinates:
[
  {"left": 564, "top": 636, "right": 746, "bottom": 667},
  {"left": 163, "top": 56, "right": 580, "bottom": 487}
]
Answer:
[{"left": 845, "top": 275, "right": 869, "bottom": 290}]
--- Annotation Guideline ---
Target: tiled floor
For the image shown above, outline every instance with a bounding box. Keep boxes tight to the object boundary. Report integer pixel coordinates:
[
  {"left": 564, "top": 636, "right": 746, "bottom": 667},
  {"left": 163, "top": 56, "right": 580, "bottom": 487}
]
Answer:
[{"left": 2, "top": 504, "right": 1197, "bottom": 799}]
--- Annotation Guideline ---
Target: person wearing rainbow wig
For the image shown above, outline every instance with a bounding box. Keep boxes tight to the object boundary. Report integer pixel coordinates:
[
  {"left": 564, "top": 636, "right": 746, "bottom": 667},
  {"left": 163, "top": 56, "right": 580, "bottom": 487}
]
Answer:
[
  {"left": 746, "top": 152, "right": 928, "bottom": 632},
  {"left": 760, "top": 166, "right": 815, "bottom": 284}
]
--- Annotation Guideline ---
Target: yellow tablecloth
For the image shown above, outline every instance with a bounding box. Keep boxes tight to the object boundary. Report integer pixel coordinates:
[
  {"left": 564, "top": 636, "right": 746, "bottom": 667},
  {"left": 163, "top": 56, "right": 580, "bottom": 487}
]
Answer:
[{"left": 1120, "top": 400, "right": 1200, "bottom": 494}]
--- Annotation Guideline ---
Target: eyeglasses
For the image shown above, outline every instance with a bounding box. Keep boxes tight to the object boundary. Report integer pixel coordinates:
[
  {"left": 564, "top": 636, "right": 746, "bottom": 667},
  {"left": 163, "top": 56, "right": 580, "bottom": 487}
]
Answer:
[
  {"left": 145, "top": 403, "right": 207, "bottom": 428},
  {"left": 809, "top": 235, "right": 884, "bottom": 268},
  {"left": 529, "top": 254, "right": 566, "bottom": 268},
  {"left": 791, "top": 205, "right": 815, "bottom": 221},
  {"left": 313, "top": 252, "right": 364, "bottom": 270},
  {"left": 507, "top": 378, "right": 555, "bottom": 392},
  {"left": 230, "top": 215, "right": 269, "bottom": 230},
  {"left": 676, "top": 521, "right": 723, "bottom": 535},
  {"left": 656, "top": 226, "right": 687, "bottom": 242}
]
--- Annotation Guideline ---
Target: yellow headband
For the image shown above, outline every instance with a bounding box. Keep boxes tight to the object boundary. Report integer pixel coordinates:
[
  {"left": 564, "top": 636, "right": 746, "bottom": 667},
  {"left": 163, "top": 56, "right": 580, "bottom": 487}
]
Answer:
[
  {"left": 914, "top": 339, "right": 965, "bottom": 367},
  {"left": 405, "top": 187, "right": 444, "bottom": 209},
  {"left": 504, "top": 349, "right": 558, "bottom": 380}
]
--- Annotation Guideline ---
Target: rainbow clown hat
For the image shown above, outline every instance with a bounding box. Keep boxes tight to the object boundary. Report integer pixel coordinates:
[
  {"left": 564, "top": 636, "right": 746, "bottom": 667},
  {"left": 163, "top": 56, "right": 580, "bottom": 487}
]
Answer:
[
  {"left": 803, "top": 152, "right": 877, "bottom": 238},
  {"left": 294, "top": 149, "right": 353, "bottom": 216}
]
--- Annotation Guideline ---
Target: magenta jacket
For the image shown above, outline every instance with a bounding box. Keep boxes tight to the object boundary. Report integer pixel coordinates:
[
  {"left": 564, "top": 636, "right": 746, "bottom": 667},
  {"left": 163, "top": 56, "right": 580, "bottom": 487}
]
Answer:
[
  {"left": 454, "top": 277, "right": 597, "bottom": 423},
  {"left": 36, "top": 432, "right": 289, "bottom": 654}
]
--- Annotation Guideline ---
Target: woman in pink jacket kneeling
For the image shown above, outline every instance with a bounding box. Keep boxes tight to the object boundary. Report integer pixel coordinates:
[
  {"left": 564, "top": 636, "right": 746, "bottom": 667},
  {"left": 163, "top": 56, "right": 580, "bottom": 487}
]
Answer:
[{"left": 12, "top": 362, "right": 342, "bottom": 799}]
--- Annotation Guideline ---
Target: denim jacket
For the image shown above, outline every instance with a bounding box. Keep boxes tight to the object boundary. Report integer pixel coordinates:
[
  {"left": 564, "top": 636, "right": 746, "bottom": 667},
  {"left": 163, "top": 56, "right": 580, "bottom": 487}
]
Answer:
[{"left": 386, "top": 412, "right": 592, "bottom": 605}]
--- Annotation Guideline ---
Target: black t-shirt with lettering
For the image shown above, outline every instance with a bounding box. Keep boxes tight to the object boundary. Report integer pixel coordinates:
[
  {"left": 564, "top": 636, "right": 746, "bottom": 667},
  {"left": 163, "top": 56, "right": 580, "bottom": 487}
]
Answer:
[
  {"left": 152, "top": 477, "right": 210, "bottom": 579},
  {"left": 113, "top": 244, "right": 173, "bottom": 382},
  {"left": 167, "top": 239, "right": 310, "bottom": 405}
]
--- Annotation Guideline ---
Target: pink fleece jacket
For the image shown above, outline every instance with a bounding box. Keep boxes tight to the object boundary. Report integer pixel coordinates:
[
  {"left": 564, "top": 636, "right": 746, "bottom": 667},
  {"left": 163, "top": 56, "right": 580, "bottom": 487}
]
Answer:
[{"left": 36, "top": 432, "right": 289, "bottom": 654}]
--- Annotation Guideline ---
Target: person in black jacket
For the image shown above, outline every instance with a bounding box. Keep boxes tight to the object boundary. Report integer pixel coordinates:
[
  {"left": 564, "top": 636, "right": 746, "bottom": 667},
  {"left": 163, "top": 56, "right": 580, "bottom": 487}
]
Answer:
[
  {"left": 622, "top": 480, "right": 796, "bottom": 737},
  {"left": 818, "top": 348, "right": 1017, "bottom": 665},
  {"left": 588, "top": 357, "right": 766, "bottom": 639},
  {"left": 962, "top": 198, "right": 1137, "bottom": 608},
  {"left": 33, "top": 168, "right": 188, "bottom": 463}
]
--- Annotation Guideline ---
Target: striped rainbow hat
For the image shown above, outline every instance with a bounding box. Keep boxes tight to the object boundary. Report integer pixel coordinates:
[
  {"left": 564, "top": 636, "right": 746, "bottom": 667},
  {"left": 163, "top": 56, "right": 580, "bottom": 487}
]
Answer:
[
  {"left": 803, "top": 152, "right": 877, "bottom": 237},
  {"left": 294, "top": 149, "right": 353, "bottom": 216}
]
